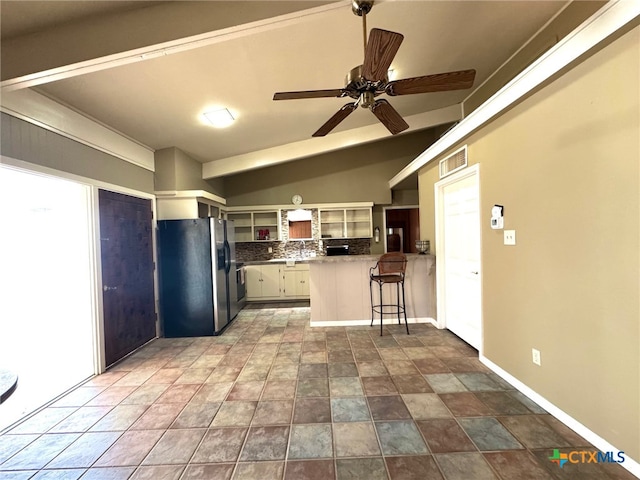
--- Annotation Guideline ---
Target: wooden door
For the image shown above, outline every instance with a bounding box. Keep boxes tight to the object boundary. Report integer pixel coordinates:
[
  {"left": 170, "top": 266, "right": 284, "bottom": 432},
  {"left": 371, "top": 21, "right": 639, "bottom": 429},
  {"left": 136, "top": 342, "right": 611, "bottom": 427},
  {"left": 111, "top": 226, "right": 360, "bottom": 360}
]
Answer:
[
  {"left": 99, "top": 190, "right": 156, "bottom": 366},
  {"left": 437, "top": 167, "right": 482, "bottom": 349},
  {"left": 386, "top": 208, "right": 420, "bottom": 253}
]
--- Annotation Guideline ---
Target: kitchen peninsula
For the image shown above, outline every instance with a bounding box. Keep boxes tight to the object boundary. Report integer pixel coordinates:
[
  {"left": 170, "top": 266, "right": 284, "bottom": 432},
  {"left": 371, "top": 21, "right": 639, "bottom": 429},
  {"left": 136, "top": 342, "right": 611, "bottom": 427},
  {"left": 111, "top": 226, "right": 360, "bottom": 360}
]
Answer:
[
  {"left": 308, "top": 254, "right": 436, "bottom": 327},
  {"left": 243, "top": 254, "right": 436, "bottom": 326}
]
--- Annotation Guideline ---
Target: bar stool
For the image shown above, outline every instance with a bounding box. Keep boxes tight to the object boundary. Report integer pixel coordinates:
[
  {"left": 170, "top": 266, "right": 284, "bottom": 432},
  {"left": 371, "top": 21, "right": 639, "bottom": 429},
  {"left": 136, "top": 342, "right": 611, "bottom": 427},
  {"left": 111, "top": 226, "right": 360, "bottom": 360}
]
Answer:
[{"left": 369, "top": 252, "right": 409, "bottom": 336}]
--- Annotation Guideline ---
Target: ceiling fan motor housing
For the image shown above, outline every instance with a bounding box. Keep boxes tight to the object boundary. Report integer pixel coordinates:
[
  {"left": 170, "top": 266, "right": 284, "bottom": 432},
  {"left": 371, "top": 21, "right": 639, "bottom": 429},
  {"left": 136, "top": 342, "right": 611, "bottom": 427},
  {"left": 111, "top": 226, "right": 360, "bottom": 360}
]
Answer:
[
  {"left": 352, "top": 0, "right": 373, "bottom": 17},
  {"left": 272, "top": 5, "right": 476, "bottom": 137},
  {"left": 345, "top": 65, "right": 387, "bottom": 102}
]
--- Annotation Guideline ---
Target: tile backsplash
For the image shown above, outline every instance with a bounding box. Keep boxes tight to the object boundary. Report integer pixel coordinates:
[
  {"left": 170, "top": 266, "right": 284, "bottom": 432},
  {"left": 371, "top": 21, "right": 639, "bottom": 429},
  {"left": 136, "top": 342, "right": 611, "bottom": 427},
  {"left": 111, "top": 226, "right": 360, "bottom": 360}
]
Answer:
[
  {"left": 233, "top": 207, "right": 371, "bottom": 262},
  {"left": 236, "top": 238, "right": 370, "bottom": 262}
]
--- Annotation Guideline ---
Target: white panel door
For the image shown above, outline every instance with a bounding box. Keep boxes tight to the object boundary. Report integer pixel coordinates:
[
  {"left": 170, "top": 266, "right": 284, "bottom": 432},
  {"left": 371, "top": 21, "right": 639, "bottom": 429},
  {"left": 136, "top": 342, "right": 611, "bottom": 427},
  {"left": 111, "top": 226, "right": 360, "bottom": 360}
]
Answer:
[{"left": 438, "top": 167, "right": 481, "bottom": 349}]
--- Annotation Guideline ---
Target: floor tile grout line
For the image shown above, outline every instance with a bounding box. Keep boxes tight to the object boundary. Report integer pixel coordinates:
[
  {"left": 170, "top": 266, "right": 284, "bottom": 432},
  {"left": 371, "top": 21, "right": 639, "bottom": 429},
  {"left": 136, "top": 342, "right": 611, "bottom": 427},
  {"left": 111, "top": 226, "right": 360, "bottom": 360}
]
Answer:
[
  {"left": 0, "top": 305, "right": 629, "bottom": 479},
  {"left": 347, "top": 330, "right": 393, "bottom": 480}
]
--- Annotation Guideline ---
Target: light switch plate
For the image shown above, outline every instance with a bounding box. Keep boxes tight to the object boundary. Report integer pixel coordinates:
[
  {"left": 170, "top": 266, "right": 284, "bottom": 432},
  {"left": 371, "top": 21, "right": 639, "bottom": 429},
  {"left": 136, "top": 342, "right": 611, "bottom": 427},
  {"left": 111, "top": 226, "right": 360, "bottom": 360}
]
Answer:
[
  {"left": 504, "top": 230, "right": 516, "bottom": 245},
  {"left": 532, "top": 348, "right": 541, "bottom": 366}
]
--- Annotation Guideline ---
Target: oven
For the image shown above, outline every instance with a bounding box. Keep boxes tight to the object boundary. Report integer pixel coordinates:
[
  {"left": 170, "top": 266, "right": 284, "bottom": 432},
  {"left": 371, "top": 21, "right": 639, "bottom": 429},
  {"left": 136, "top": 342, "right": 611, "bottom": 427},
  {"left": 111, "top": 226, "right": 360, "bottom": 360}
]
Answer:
[{"left": 326, "top": 245, "right": 350, "bottom": 256}]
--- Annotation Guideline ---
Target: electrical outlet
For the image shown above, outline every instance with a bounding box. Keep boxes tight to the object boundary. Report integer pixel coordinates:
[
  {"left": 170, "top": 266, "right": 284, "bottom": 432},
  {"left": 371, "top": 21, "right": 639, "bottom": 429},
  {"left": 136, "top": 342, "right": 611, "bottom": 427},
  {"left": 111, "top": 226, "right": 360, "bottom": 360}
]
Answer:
[
  {"left": 268, "top": 247, "right": 273, "bottom": 253},
  {"left": 504, "top": 230, "right": 516, "bottom": 245},
  {"left": 532, "top": 348, "right": 541, "bottom": 366}
]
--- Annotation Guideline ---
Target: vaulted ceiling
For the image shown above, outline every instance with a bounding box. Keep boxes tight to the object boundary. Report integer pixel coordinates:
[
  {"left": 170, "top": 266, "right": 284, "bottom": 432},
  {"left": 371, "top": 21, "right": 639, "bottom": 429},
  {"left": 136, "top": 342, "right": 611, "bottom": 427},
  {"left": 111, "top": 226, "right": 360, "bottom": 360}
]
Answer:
[{"left": 1, "top": 1, "right": 579, "bottom": 179}]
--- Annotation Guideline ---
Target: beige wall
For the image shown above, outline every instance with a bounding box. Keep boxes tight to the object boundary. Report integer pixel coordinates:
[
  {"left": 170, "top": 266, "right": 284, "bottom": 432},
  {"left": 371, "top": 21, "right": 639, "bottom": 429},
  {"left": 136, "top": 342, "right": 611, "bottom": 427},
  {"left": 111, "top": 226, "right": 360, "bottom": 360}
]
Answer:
[
  {"left": 154, "top": 147, "right": 225, "bottom": 196},
  {"left": 223, "top": 129, "right": 438, "bottom": 206},
  {"left": 463, "top": 1, "right": 606, "bottom": 115},
  {"left": 419, "top": 27, "right": 640, "bottom": 460},
  {"left": 0, "top": 113, "right": 155, "bottom": 193}
]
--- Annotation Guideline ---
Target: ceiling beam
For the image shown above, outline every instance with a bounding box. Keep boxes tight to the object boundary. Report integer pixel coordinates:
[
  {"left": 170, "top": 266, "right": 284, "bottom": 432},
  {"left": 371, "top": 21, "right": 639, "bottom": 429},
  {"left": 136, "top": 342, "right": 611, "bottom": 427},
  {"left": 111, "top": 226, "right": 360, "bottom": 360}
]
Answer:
[
  {"left": 1, "top": 88, "right": 155, "bottom": 170},
  {"left": 203, "top": 104, "right": 462, "bottom": 179},
  {"left": 1, "top": 1, "right": 347, "bottom": 91}
]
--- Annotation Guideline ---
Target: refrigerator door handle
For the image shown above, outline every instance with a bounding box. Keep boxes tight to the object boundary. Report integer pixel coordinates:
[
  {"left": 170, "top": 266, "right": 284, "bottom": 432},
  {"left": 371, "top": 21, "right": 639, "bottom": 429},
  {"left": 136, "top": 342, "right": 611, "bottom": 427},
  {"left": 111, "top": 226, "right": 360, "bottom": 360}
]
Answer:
[{"left": 224, "top": 241, "right": 231, "bottom": 274}]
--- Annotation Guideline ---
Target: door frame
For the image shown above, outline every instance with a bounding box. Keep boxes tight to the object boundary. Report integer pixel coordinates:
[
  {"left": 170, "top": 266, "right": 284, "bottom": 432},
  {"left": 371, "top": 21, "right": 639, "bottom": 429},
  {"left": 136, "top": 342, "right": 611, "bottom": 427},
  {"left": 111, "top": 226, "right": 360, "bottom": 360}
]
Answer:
[
  {"left": 93, "top": 186, "right": 159, "bottom": 372},
  {"left": 434, "top": 163, "right": 482, "bottom": 350},
  {"left": 381, "top": 204, "right": 419, "bottom": 253},
  {"left": 1, "top": 156, "right": 159, "bottom": 374}
]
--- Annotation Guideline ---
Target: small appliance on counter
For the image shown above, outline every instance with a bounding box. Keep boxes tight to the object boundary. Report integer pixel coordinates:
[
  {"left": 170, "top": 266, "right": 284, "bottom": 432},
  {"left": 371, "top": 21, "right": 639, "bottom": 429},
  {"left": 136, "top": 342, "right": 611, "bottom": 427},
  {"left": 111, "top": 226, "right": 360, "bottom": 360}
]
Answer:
[
  {"left": 415, "top": 240, "right": 430, "bottom": 254},
  {"left": 326, "top": 245, "right": 350, "bottom": 256}
]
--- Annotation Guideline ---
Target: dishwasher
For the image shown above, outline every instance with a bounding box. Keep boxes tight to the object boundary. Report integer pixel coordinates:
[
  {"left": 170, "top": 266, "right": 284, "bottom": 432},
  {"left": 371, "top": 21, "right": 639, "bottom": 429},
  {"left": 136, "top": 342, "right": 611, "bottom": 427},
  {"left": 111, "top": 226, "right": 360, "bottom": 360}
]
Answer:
[{"left": 236, "top": 263, "right": 246, "bottom": 310}]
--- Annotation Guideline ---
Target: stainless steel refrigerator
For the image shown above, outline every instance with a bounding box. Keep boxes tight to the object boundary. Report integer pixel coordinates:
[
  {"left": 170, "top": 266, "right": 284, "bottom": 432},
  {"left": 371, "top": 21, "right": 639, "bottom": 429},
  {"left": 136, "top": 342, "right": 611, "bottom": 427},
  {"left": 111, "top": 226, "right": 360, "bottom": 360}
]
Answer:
[{"left": 157, "top": 218, "right": 239, "bottom": 337}]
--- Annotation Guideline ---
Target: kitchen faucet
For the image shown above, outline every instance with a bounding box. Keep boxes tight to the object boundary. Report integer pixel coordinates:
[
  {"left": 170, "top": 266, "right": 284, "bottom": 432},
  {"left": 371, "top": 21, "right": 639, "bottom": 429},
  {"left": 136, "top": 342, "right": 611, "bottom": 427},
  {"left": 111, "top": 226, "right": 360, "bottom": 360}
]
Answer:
[{"left": 299, "top": 240, "right": 305, "bottom": 258}]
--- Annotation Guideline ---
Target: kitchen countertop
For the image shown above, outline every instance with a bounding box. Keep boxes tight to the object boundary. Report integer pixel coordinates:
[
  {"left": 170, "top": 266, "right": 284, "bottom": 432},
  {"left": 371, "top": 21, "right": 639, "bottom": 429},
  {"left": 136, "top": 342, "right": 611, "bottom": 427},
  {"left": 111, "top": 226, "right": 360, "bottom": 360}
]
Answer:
[
  {"left": 308, "top": 253, "right": 436, "bottom": 325},
  {"left": 244, "top": 253, "right": 434, "bottom": 265}
]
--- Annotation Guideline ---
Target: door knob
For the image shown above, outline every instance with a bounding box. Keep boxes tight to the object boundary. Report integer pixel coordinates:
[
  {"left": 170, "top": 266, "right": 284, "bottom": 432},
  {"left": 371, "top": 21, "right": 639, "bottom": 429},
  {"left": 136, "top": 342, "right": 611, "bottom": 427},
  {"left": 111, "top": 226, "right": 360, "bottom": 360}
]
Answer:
[{"left": 471, "top": 271, "right": 479, "bottom": 275}]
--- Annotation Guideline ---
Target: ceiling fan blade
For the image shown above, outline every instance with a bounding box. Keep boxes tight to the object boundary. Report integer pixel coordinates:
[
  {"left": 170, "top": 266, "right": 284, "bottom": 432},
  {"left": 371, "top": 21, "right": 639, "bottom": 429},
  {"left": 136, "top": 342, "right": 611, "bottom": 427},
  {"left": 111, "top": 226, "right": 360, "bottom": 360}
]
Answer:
[
  {"left": 273, "top": 89, "right": 346, "bottom": 100},
  {"left": 312, "top": 103, "right": 358, "bottom": 137},
  {"left": 362, "top": 28, "right": 404, "bottom": 82},
  {"left": 386, "top": 69, "right": 476, "bottom": 96},
  {"left": 371, "top": 99, "right": 409, "bottom": 135}
]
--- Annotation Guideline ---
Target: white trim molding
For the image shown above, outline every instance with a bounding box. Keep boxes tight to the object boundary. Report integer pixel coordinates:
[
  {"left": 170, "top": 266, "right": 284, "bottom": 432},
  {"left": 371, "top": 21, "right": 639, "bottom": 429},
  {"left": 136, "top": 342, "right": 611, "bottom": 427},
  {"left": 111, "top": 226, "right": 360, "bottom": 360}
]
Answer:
[
  {"left": 1, "top": 89, "right": 155, "bottom": 172},
  {"left": 225, "top": 201, "right": 373, "bottom": 212},
  {"left": 389, "top": 0, "right": 640, "bottom": 188},
  {"left": 1, "top": 1, "right": 353, "bottom": 93},
  {"left": 204, "top": 105, "right": 462, "bottom": 179},
  {"left": 1, "top": 156, "right": 159, "bottom": 375},
  {"left": 155, "top": 190, "right": 227, "bottom": 206},
  {"left": 434, "top": 163, "right": 482, "bottom": 339},
  {"left": 481, "top": 355, "right": 640, "bottom": 478}
]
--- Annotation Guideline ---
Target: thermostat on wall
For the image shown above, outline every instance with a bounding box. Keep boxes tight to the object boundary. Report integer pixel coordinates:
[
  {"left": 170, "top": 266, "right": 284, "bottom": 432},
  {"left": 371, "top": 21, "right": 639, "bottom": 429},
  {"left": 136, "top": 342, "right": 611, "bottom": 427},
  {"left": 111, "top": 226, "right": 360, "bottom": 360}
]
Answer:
[{"left": 491, "top": 205, "right": 504, "bottom": 229}]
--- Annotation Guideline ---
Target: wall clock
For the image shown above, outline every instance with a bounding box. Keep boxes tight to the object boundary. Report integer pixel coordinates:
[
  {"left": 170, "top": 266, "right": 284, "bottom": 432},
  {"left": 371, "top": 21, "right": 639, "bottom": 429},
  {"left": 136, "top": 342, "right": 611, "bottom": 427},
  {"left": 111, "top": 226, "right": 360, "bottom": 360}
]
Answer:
[{"left": 292, "top": 194, "right": 303, "bottom": 205}]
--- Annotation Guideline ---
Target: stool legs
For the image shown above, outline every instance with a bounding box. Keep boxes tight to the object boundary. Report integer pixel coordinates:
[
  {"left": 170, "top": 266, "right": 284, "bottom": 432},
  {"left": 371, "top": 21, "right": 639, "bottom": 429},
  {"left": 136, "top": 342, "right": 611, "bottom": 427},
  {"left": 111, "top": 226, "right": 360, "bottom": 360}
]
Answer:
[
  {"left": 401, "top": 280, "right": 409, "bottom": 335},
  {"left": 396, "top": 282, "right": 401, "bottom": 325},
  {"left": 379, "top": 282, "right": 384, "bottom": 336},
  {"left": 369, "top": 278, "right": 410, "bottom": 336},
  {"left": 369, "top": 278, "right": 375, "bottom": 328}
]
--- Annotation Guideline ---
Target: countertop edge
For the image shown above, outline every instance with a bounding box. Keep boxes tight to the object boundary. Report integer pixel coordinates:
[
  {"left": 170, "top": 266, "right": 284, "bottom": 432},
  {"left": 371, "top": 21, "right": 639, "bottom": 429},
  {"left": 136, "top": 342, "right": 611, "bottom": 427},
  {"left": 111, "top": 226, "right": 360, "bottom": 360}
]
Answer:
[{"left": 243, "top": 254, "right": 435, "bottom": 266}]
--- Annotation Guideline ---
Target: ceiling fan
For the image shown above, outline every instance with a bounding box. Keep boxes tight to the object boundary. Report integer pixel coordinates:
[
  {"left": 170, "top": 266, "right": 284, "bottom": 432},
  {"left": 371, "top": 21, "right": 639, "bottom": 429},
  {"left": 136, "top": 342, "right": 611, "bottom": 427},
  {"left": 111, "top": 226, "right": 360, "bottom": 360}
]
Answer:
[{"left": 273, "top": 0, "right": 476, "bottom": 137}]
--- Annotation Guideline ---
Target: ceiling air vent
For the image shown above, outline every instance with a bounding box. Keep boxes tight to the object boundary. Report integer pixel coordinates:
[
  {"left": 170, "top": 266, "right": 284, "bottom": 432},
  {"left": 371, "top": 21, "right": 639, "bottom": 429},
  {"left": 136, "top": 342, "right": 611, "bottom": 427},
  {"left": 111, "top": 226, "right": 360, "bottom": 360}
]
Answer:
[{"left": 439, "top": 146, "right": 468, "bottom": 179}]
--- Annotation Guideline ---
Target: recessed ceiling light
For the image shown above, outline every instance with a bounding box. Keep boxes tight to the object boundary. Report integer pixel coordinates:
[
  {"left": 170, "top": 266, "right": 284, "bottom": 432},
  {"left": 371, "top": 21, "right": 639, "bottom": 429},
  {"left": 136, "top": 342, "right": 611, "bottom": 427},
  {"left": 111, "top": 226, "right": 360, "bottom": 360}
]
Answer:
[{"left": 203, "top": 108, "right": 235, "bottom": 128}]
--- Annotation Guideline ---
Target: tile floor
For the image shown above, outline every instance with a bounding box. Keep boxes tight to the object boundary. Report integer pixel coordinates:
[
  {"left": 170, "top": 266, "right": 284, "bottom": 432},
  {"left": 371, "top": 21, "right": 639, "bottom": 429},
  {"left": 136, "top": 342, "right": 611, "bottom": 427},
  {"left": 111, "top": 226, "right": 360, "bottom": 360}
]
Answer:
[{"left": 0, "top": 303, "right": 635, "bottom": 480}]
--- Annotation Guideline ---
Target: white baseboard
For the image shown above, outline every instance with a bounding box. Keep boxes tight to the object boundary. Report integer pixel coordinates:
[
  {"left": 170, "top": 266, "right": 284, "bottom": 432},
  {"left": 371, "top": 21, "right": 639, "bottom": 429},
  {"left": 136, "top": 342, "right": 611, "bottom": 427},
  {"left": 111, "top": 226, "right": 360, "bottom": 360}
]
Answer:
[
  {"left": 310, "top": 317, "right": 437, "bottom": 328},
  {"left": 480, "top": 355, "right": 640, "bottom": 478}
]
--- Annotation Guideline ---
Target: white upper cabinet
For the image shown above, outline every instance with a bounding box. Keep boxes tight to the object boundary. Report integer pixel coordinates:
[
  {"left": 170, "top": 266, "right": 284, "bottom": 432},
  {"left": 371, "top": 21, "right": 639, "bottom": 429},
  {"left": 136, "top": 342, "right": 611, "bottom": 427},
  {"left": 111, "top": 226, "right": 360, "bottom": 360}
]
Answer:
[
  {"left": 319, "top": 207, "right": 372, "bottom": 239},
  {"left": 227, "top": 210, "right": 280, "bottom": 242}
]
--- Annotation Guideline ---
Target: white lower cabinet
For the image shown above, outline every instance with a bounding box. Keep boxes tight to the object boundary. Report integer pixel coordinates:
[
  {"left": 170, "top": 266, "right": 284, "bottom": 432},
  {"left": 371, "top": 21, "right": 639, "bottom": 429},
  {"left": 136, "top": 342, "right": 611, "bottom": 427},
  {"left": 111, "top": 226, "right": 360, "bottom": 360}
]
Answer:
[
  {"left": 246, "top": 263, "right": 310, "bottom": 301},
  {"left": 283, "top": 264, "right": 310, "bottom": 298},
  {"left": 246, "top": 265, "right": 281, "bottom": 300}
]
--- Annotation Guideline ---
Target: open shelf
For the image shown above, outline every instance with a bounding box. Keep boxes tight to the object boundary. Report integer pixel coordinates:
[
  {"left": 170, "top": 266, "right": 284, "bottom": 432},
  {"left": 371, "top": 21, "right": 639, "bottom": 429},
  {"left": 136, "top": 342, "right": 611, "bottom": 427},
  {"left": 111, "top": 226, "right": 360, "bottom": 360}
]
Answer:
[{"left": 227, "top": 211, "right": 280, "bottom": 242}]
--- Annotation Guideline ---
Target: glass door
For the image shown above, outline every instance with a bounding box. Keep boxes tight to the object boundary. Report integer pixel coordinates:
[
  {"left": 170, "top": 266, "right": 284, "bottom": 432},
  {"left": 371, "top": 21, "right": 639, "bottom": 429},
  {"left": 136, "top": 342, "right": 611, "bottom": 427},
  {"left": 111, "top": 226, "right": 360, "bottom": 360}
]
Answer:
[{"left": 0, "top": 166, "right": 96, "bottom": 430}]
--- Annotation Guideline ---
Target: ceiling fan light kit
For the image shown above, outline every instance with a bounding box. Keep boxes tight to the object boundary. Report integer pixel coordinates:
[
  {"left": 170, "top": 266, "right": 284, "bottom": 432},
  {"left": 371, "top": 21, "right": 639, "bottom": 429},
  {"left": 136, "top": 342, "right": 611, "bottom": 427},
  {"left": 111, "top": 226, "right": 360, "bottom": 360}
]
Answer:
[
  {"left": 203, "top": 108, "right": 235, "bottom": 128},
  {"left": 273, "top": 0, "right": 476, "bottom": 137}
]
